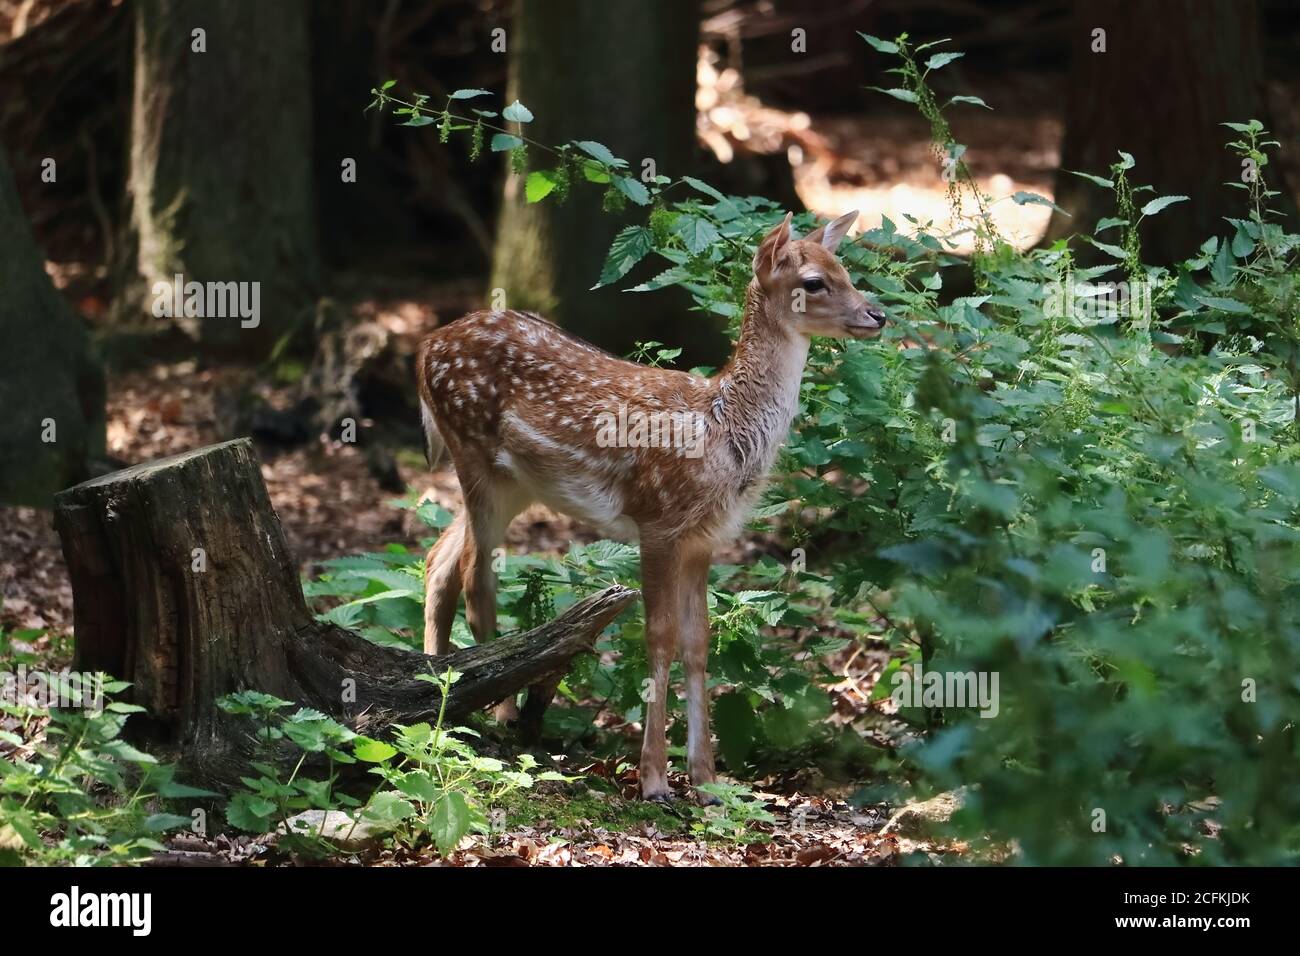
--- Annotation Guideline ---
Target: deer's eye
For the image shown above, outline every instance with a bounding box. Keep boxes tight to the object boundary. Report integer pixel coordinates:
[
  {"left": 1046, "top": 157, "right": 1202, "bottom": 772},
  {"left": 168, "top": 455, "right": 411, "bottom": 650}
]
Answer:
[{"left": 801, "top": 277, "right": 826, "bottom": 293}]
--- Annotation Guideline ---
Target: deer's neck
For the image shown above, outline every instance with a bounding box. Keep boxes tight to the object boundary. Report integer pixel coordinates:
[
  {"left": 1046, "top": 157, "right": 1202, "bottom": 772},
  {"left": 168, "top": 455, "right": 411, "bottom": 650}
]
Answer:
[{"left": 712, "top": 282, "right": 809, "bottom": 481}]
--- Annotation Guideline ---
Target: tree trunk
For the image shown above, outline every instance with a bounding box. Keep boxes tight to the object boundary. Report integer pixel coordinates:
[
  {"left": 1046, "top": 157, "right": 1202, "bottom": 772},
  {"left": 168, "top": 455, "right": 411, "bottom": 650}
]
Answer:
[
  {"left": 53, "top": 438, "right": 638, "bottom": 786},
  {"left": 0, "top": 145, "right": 105, "bottom": 506},
  {"left": 490, "top": 0, "right": 728, "bottom": 367},
  {"left": 1045, "top": 0, "right": 1295, "bottom": 264},
  {"left": 128, "top": 0, "right": 319, "bottom": 358}
]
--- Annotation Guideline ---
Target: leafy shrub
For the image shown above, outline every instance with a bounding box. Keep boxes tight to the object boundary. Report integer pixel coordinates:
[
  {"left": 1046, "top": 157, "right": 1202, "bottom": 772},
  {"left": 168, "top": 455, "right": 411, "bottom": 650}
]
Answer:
[
  {"left": 374, "top": 36, "right": 1300, "bottom": 865},
  {"left": 0, "top": 657, "right": 214, "bottom": 866},
  {"left": 219, "top": 668, "right": 568, "bottom": 857}
]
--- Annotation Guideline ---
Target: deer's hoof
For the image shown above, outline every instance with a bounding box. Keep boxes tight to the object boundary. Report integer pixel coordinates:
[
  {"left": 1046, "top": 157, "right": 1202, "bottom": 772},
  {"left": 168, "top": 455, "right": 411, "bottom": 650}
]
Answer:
[
  {"left": 694, "top": 791, "right": 722, "bottom": 807},
  {"left": 641, "top": 789, "right": 673, "bottom": 804}
]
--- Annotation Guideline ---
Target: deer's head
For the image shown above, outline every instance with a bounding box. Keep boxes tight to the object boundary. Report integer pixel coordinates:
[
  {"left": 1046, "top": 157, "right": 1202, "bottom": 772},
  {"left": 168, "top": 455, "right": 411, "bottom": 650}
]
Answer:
[{"left": 752, "top": 210, "right": 887, "bottom": 340}]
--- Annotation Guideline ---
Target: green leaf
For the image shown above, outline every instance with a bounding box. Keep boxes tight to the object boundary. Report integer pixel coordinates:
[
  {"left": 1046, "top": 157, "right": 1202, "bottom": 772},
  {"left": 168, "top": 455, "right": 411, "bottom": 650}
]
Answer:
[
  {"left": 353, "top": 736, "right": 398, "bottom": 763},
  {"left": 1139, "top": 195, "right": 1189, "bottom": 216},
  {"left": 1067, "top": 169, "right": 1114, "bottom": 189},
  {"left": 157, "top": 778, "right": 220, "bottom": 799},
  {"left": 392, "top": 771, "right": 439, "bottom": 803},
  {"left": 105, "top": 702, "right": 147, "bottom": 713},
  {"left": 580, "top": 160, "right": 611, "bottom": 184},
  {"left": 1211, "top": 239, "right": 1235, "bottom": 285},
  {"left": 364, "top": 791, "right": 417, "bottom": 826},
  {"left": 1011, "top": 191, "right": 1066, "bottom": 214},
  {"left": 415, "top": 500, "right": 454, "bottom": 529},
  {"left": 574, "top": 140, "right": 624, "bottom": 167},
  {"left": 1259, "top": 464, "right": 1300, "bottom": 499},
  {"left": 99, "top": 740, "right": 158, "bottom": 764},
  {"left": 594, "top": 226, "right": 653, "bottom": 288},
  {"left": 143, "top": 813, "right": 194, "bottom": 833},
  {"left": 1231, "top": 222, "right": 1256, "bottom": 257},
  {"left": 525, "top": 170, "right": 557, "bottom": 203},
  {"left": 946, "top": 95, "right": 991, "bottom": 109},
  {"left": 925, "top": 51, "right": 964, "bottom": 70},
  {"left": 869, "top": 87, "right": 919, "bottom": 103},
  {"left": 613, "top": 176, "right": 651, "bottom": 206},
  {"left": 1084, "top": 236, "right": 1128, "bottom": 260},
  {"left": 430, "top": 792, "right": 472, "bottom": 855},
  {"left": 490, "top": 133, "right": 523, "bottom": 152},
  {"left": 400, "top": 115, "right": 436, "bottom": 128},
  {"left": 628, "top": 265, "right": 691, "bottom": 293},
  {"left": 448, "top": 88, "right": 491, "bottom": 100},
  {"left": 681, "top": 175, "right": 726, "bottom": 201},
  {"left": 858, "top": 32, "right": 899, "bottom": 53},
  {"left": 501, "top": 100, "right": 534, "bottom": 123},
  {"left": 1195, "top": 295, "right": 1252, "bottom": 314},
  {"left": 225, "top": 793, "right": 278, "bottom": 832},
  {"left": 672, "top": 215, "right": 721, "bottom": 255}
]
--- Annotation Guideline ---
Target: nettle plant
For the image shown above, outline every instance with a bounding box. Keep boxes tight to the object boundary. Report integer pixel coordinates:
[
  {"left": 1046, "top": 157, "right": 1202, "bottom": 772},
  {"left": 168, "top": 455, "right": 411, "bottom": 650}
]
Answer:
[
  {"left": 369, "top": 32, "right": 1300, "bottom": 864},
  {"left": 219, "top": 669, "right": 566, "bottom": 858},
  {"left": 0, "top": 664, "right": 215, "bottom": 866}
]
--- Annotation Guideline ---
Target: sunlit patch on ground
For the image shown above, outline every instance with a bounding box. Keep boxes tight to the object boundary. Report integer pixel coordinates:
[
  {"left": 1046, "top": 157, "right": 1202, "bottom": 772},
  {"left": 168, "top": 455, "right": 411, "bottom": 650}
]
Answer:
[{"left": 697, "top": 46, "right": 1062, "bottom": 253}]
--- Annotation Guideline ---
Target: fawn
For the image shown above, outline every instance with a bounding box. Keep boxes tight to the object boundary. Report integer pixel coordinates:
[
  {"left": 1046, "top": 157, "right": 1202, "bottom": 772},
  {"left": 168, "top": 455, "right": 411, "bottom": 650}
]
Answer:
[{"left": 416, "top": 210, "right": 885, "bottom": 802}]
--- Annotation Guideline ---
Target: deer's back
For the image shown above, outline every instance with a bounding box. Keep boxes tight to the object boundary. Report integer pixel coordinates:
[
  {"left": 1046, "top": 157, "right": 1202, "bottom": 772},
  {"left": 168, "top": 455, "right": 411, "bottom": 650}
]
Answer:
[{"left": 419, "top": 310, "right": 756, "bottom": 540}]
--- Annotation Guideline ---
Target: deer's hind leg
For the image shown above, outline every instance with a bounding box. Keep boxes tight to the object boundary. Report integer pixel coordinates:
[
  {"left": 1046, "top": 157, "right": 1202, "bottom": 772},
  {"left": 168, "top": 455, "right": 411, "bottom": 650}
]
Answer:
[
  {"left": 423, "top": 465, "right": 529, "bottom": 660},
  {"left": 423, "top": 510, "right": 467, "bottom": 656},
  {"left": 458, "top": 474, "right": 531, "bottom": 721}
]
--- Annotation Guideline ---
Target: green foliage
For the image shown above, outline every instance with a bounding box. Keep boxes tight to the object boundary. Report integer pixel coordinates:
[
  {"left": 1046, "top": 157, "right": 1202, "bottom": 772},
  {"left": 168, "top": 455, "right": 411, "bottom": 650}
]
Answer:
[
  {"left": 690, "top": 783, "right": 777, "bottom": 842},
  {"left": 0, "top": 662, "right": 215, "bottom": 866},
  {"left": 381, "top": 56, "right": 1300, "bottom": 864},
  {"left": 217, "top": 689, "right": 361, "bottom": 852},
  {"left": 361, "top": 669, "right": 568, "bottom": 855},
  {"left": 217, "top": 669, "right": 567, "bottom": 858}
]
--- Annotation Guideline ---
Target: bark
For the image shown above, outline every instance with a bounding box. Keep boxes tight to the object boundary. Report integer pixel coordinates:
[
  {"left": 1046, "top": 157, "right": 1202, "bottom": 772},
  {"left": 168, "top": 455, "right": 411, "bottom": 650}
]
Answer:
[
  {"left": 128, "top": 0, "right": 319, "bottom": 358},
  {"left": 1045, "top": 0, "right": 1295, "bottom": 264},
  {"left": 490, "top": 0, "right": 728, "bottom": 367},
  {"left": 53, "top": 438, "right": 638, "bottom": 786},
  {"left": 0, "top": 144, "right": 105, "bottom": 506}
]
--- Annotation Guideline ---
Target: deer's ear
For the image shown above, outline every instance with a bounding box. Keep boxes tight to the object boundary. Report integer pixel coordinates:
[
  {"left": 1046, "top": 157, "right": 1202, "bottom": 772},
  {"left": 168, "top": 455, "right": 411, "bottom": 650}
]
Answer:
[
  {"left": 753, "top": 212, "right": 793, "bottom": 278},
  {"left": 804, "top": 210, "right": 859, "bottom": 254}
]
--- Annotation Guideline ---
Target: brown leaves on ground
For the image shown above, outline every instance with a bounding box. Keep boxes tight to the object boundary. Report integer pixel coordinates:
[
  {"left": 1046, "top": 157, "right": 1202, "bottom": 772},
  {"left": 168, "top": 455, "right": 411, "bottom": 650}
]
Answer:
[{"left": 156, "top": 784, "right": 962, "bottom": 868}]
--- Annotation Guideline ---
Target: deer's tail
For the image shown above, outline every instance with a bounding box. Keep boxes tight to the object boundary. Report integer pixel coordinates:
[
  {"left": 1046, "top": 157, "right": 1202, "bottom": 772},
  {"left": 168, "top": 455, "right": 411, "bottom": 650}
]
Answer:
[{"left": 419, "top": 397, "right": 446, "bottom": 469}]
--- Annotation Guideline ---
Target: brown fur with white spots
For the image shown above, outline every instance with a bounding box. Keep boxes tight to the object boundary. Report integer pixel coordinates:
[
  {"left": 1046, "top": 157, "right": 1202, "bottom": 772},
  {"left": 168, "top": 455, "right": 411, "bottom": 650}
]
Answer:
[{"left": 416, "top": 210, "right": 885, "bottom": 802}]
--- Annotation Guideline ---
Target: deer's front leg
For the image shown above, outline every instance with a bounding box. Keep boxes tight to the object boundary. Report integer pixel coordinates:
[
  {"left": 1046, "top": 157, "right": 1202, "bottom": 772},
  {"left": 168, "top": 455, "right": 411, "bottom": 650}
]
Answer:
[
  {"left": 638, "top": 542, "right": 681, "bottom": 801},
  {"left": 680, "top": 545, "right": 718, "bottom": 803}
]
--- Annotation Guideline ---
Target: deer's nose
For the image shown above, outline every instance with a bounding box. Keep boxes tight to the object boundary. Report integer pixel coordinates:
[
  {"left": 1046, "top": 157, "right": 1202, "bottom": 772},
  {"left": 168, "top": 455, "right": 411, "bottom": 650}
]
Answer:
[{"left": 862, "top": 304, "right": 887, "bottom": 327}]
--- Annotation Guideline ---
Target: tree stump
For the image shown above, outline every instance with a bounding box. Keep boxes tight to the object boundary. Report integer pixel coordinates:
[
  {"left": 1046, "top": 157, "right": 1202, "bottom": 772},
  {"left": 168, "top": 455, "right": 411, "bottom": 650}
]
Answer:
[{"left": 53, "top": 439, "right": 637, "bottom": 785}]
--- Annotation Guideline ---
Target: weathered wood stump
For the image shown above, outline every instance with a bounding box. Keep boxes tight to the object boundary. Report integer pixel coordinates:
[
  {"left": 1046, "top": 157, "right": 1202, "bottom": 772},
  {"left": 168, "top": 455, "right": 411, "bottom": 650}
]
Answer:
[{"left": 53, "top": 439, "right": 637, "bottom": 784}]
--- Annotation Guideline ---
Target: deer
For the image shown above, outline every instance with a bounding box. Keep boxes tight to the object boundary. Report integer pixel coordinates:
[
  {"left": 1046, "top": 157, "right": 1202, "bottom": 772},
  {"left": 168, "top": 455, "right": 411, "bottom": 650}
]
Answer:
[{"left": 416, "top": 209, "right": 886, "bottom": 803}]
